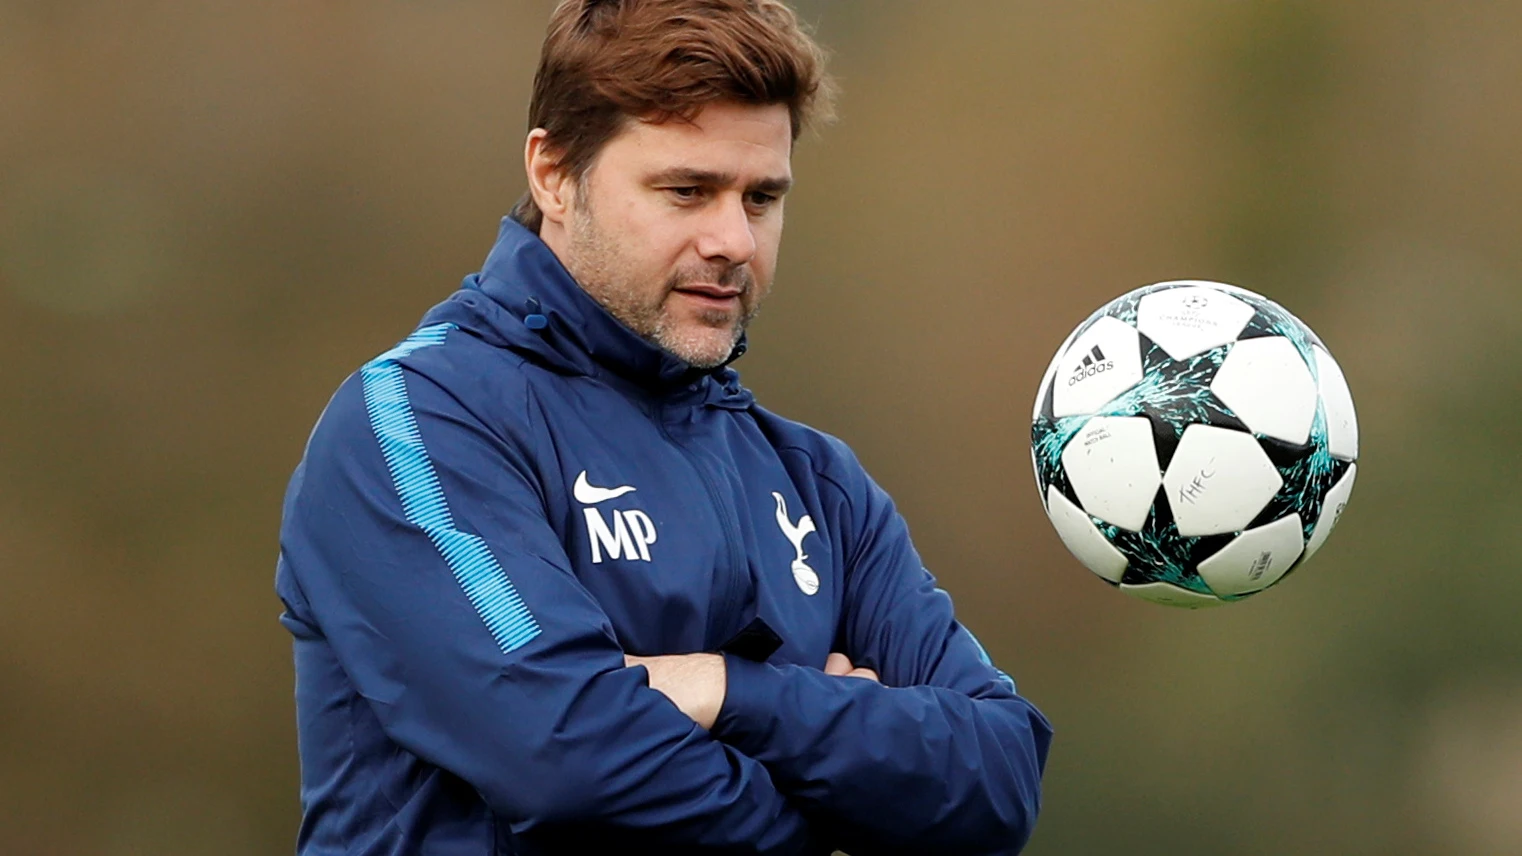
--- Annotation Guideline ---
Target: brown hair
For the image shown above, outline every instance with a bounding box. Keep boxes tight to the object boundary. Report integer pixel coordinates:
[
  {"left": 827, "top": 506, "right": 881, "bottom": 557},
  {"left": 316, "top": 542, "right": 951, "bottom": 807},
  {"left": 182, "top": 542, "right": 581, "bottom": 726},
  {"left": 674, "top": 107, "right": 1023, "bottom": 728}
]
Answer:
[{"left": 510, "top": 0, "right": 836, "bottom": 232}]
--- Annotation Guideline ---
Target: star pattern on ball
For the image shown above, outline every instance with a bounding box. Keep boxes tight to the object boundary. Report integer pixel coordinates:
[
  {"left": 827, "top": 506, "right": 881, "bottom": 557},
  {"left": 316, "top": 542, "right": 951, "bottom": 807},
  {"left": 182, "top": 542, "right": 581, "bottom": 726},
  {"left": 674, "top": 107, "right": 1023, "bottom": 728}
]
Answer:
[{"left": 1098, "top": 500, "right": 1236, "bottom": 598}]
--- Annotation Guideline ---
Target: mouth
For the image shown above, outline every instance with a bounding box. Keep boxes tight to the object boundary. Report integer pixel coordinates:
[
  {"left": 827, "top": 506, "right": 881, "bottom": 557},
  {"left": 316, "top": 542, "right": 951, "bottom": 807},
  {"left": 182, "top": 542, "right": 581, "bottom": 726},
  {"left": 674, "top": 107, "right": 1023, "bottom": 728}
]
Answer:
[
  {"left": 673, "top": 284, "right": 744, "bottom": 311},
  {"left": 676, "top": 283, "right": 744, "bottom": 299}
]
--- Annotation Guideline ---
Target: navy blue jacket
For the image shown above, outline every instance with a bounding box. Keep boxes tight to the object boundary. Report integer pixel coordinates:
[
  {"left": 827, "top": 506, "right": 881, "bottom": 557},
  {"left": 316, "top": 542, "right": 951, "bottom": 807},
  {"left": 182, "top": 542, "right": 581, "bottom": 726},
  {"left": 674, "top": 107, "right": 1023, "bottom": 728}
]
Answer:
[{"left": 276, "top": 219, "right": 1052, "bottom": 855}]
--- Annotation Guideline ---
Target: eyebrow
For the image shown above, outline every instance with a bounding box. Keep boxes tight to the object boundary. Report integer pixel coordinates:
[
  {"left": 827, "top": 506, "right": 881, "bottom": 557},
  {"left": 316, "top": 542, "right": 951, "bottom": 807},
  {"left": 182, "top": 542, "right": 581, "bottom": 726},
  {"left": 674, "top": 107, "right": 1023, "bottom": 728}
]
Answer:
[{"left": 648, "top": 167, "right": 793, "bottom": 195}]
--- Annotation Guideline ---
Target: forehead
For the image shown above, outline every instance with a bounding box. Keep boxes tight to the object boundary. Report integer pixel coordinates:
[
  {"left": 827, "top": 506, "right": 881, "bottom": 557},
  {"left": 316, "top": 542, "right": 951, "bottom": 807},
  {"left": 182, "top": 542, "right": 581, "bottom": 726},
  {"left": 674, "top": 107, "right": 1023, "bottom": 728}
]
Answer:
[{"left": 600, "top": 102, "right": 793, "bottom": 179}]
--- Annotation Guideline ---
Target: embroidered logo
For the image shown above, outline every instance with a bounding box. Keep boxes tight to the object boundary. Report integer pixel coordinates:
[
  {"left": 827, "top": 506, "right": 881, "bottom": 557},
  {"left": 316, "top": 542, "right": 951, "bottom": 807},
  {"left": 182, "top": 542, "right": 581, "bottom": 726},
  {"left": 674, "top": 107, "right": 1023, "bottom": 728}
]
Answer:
[
  {"left": 573, "top": 470, "right": 637, "bottom": 504},
  {"left": 575, "top": 470, "right": 655, "bottom": 564},
  {"left": 772, "top": 492, "right": 819, "bottom": 595}
]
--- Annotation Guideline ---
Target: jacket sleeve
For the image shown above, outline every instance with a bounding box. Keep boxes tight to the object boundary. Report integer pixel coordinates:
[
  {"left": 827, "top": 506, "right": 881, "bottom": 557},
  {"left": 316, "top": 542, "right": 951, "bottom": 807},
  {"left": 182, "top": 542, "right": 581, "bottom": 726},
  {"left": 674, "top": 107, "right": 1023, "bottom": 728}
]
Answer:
[
  {"left": 279, "top": 360, "right": 824, "bottom": 854},
  {"left": 711, "top": 443, "right": 1053, "bottom": 855}
]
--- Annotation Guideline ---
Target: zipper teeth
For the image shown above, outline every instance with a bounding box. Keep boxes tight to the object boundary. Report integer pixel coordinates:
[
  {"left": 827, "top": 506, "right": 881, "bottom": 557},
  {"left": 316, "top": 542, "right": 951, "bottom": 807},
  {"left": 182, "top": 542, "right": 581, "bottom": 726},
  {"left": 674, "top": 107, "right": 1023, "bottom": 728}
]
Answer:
[{"left": 657, "top": 405, "right": 746, "bottom": 650}]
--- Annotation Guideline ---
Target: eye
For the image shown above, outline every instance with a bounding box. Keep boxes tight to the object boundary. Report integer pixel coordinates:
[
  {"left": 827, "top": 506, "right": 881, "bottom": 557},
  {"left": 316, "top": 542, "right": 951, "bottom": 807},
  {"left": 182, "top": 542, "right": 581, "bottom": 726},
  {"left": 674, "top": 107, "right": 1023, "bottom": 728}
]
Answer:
[
  {"left": 667, "top": 186, "right": 701, "bottom": 200},
  {"left": 746, "top": 191, "right": 779, "bottom": 209}
]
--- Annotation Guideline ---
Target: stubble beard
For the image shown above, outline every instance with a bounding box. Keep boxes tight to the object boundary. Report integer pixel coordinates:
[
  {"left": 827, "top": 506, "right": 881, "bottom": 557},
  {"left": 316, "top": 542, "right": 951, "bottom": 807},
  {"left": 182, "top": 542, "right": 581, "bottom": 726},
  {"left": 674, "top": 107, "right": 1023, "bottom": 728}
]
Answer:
[{"left": 564, "top": 207, "right": 760, "bottom": 370}]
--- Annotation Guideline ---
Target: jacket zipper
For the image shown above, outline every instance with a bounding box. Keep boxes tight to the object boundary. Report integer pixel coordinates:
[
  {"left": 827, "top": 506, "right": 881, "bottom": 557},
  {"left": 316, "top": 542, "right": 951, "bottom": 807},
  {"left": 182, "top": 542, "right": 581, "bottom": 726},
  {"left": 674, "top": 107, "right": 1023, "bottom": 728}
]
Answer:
[{"left": 657, "top": 401, "right": 747, "bottom": 650}]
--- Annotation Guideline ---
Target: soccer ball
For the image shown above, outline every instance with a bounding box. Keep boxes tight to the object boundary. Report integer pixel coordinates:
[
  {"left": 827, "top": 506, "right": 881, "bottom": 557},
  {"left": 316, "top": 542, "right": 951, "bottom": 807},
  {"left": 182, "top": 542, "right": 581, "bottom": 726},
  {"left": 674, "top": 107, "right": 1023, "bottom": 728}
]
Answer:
[{"left": 1030, "top": 280, "right": 1358, "bottom": 607}]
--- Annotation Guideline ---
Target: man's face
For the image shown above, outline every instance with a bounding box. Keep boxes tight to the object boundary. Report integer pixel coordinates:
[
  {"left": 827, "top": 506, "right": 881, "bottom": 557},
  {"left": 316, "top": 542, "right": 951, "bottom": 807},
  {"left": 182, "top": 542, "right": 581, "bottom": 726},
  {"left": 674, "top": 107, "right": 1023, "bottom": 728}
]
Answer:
[{"left": 550, "top": 102, "right": 793, "bottom": 369}]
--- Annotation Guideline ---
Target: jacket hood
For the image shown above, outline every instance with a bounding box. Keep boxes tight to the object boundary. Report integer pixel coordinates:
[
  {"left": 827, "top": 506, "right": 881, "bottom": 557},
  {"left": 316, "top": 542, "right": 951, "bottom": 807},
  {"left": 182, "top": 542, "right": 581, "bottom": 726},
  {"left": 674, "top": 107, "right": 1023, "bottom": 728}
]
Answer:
[{"left": 422, "top": 218, "right": 754, "bottom": 409}]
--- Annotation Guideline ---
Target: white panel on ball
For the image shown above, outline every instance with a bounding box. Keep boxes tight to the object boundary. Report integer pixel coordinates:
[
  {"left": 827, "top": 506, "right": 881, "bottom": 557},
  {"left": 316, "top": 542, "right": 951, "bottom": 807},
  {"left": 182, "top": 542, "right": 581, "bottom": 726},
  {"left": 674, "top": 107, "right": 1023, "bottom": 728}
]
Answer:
[
  {"left": 1044, "top": 487, "right": 1130, "bottom": 583},
  {"left": 1061, "top": 416, "right": 1162, "bottom": 532},
  {"left": 1303, "top": 463, "right": 1357, "bottom": 563},
  {"left": 1210, "top": 336, "right": 1319, "bottom": 445},
  {"left": 1136, "top": 285, "right": 1256, "bottom": 360},
  {"left": 1120, "top": 582, "right": 1223, "bottom": 609},
  {"left": 1313, "top": 345, "right": 1359, "bottom": 461},
  {"left": 1196, "top": 513, "right": 1305, "bottom": 597},
  {"left": 1149, "top": 279, "right": 1268, "bottom": 301},
  {"left": 1051, "top": 316, "right": 1144, "bottom": 418},
  {"left": 1163, "top": 424, "right": 1284, "bottom": 537}
]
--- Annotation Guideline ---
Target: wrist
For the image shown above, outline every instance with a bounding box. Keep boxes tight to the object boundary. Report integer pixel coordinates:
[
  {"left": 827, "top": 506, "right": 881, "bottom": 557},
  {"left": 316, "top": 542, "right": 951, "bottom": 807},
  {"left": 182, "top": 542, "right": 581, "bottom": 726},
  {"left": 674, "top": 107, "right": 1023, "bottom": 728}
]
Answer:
[
  {"left": 692, "top": 652, "right": 727, "bottom": 730},
  {"left": 629, "top": 652, "right": 728, "bottom": 730},
  {"left": 713, "top": 653, "right": 778, "bottom": 747}
]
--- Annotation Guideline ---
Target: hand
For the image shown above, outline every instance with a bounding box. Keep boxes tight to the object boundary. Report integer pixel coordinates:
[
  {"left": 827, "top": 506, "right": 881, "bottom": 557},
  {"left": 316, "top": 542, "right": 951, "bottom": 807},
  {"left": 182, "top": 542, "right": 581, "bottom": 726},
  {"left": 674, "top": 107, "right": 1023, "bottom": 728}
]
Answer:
[
  {"left": 625, "top": 653, "right": 727, "bottom": 730},
  {"left": 824, "top": 652, "right": 880, "bottom": 683}
]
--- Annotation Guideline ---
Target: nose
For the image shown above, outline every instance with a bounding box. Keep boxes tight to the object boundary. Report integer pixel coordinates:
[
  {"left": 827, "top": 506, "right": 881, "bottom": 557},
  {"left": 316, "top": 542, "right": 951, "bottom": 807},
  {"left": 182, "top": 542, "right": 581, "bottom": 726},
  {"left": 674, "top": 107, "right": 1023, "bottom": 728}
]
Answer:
[{"left": 695, "top": 194, "right": 757, "bottom": 266}]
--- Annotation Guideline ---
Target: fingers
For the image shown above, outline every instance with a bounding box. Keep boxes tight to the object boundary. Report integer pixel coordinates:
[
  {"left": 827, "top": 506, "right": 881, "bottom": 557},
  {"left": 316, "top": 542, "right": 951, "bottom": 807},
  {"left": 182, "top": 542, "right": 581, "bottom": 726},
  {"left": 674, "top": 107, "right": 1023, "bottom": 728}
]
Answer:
[
  {"left": 825, "top": 653, "right": 880, "bottom": 683},
  {"left": 824, "top": 652, "right": 853, "bottom": 676}
]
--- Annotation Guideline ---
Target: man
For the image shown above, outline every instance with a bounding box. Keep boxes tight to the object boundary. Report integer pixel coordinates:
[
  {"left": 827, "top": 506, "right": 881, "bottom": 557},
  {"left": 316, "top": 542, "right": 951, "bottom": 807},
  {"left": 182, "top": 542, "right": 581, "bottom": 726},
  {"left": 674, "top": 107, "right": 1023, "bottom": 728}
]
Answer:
[{"left": 276, "top": 0, "right": 1052, "bottom": 853}]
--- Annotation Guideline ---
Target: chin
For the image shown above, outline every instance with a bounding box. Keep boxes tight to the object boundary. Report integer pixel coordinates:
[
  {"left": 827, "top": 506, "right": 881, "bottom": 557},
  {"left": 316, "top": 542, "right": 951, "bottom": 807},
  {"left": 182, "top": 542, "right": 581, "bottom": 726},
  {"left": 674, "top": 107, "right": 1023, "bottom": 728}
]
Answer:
[
  {"left": 677, "top": 346, "right": 733, "bottom": 369},
  {"left": 660, "top": 328, "right": 740, "bottom": 368}
]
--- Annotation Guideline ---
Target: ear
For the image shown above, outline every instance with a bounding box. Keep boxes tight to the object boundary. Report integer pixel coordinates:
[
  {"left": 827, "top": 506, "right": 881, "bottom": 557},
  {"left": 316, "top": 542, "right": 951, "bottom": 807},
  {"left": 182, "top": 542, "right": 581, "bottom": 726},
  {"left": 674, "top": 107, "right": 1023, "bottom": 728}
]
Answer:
[{"left": 524, "top": 129, "right": 575, "bottom": 227}]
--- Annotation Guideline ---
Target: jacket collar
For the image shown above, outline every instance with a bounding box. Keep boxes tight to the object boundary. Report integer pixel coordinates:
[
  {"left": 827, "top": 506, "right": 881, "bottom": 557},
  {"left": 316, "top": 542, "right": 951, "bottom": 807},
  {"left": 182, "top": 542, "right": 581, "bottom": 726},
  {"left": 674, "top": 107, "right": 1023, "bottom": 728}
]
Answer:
[{"left": 427, "top": 217, "right": 752, "bottom": 406}]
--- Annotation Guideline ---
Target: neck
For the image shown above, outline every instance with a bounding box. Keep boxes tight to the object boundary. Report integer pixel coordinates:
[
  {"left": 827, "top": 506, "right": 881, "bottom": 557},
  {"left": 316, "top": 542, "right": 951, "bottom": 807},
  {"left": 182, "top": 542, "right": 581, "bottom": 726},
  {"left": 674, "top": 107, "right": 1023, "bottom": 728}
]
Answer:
[{"left": 536, "top": 217, "right": 572, "bottom": 266}]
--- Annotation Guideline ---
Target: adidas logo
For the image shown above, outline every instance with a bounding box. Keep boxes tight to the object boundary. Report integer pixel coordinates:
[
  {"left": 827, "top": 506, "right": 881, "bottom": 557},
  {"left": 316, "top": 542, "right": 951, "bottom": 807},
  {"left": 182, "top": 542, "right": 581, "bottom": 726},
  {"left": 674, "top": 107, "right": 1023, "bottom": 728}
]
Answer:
[{"left": 1067, "top": 345, "right": 1114, "bottom": 386}]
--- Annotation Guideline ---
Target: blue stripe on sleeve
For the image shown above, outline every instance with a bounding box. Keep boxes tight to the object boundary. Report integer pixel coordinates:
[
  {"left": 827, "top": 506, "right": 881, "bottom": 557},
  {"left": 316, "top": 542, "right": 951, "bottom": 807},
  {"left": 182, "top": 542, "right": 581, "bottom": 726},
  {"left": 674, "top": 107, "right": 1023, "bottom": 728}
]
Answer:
[
  {"left": 961, "top": 622, "right": 1017, "bottom": 692},
  {"left": 360, "top": 323, "right": 541, "bottom": 653}
]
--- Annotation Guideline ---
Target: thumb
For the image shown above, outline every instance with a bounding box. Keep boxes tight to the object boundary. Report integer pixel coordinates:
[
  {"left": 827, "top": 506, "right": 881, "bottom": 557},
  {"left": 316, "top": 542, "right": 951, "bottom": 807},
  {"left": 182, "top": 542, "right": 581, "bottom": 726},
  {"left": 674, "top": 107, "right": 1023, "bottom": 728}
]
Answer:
[{"left": 824, "top": 652, "right": 854, "bottom": 676}]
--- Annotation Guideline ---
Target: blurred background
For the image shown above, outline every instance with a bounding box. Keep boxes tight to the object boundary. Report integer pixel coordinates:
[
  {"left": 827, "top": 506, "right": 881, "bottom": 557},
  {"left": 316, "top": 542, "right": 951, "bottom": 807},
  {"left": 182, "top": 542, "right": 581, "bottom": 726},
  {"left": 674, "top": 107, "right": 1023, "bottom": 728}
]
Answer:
[{"left": 3, "top": 1, "right": 1520, "bottom": 853}]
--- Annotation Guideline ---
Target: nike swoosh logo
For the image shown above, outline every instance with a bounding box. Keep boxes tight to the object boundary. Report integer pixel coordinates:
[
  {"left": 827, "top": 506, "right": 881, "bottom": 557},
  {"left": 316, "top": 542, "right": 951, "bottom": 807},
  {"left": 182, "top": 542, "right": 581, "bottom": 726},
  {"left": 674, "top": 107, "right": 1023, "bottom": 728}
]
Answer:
[{"left": 574, "top": 470, "right": 637, "bottom": 504}]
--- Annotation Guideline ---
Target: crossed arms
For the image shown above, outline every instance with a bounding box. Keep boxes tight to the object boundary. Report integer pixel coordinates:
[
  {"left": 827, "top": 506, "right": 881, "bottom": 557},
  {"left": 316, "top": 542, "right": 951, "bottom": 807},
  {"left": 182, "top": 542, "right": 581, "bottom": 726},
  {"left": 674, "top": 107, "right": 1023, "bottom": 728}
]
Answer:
[
  {"left": 625, "top": 652, "right": 879, "bottom": 730},
  {"left": 280, "top": 368, "right": 1052, "bottom": 854}
]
